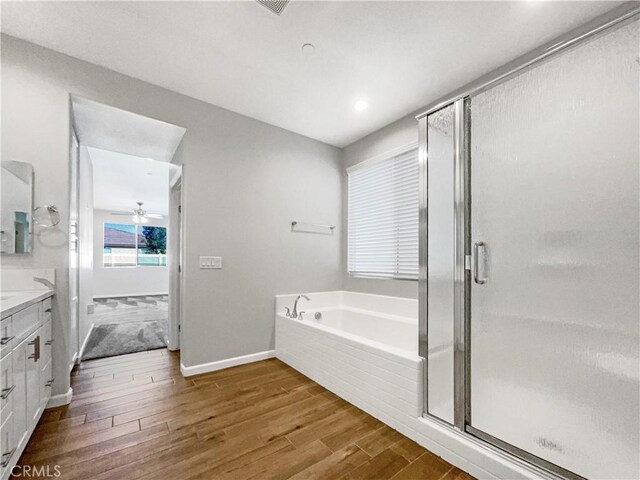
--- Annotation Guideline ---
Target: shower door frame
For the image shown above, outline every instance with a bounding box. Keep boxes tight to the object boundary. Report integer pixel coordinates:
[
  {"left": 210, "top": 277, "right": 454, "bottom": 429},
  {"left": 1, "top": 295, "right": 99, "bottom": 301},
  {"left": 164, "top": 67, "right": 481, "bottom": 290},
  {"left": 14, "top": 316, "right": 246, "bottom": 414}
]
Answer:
[{"left": 417, "top": 3, "right": 640, "bottom": 479}]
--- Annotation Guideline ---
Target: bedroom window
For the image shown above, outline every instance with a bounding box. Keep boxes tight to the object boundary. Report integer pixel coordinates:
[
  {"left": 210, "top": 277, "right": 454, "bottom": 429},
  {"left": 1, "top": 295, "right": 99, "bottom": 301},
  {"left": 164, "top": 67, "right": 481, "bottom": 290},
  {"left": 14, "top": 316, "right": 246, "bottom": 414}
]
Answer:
[{"left": 103, "top": 223, "right": 167, "bottom": 267}]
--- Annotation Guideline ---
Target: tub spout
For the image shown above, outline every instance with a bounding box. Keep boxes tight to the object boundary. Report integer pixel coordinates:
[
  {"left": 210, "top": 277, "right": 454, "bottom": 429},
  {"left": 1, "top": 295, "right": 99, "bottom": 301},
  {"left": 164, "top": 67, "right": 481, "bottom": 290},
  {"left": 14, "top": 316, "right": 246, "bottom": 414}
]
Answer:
[{"left": 291, "top": 294, "right": 310, "bottom": 318}]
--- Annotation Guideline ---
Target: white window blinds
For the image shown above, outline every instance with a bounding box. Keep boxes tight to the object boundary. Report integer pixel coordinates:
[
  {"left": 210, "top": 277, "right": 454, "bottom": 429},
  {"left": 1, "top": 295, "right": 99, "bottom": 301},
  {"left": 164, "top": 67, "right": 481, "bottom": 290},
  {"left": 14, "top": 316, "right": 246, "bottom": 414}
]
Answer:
[{"left": 347, "top": 147, "right": 419, "bottom": 279}]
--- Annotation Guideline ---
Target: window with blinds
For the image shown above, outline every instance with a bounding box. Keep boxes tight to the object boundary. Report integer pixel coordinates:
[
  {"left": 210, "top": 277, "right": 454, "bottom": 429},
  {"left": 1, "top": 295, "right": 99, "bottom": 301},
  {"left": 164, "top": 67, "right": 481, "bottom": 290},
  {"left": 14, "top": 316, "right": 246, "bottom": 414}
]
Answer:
[{"left": 347, "top": 147, "right": 419, "bottom": 279}]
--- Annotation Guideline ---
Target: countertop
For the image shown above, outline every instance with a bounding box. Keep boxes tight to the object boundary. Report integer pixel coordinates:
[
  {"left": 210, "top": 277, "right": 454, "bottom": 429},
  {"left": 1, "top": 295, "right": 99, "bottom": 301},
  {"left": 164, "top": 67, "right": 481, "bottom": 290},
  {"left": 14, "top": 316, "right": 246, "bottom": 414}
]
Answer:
[{"left": 1, "top": 289, "right": 55, "bottom": 319}]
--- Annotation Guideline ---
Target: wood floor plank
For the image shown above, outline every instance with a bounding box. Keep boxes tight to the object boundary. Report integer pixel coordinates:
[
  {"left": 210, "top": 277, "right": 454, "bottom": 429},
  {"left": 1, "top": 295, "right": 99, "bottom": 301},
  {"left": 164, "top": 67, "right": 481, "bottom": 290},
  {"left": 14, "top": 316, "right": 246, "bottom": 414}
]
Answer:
[
  {"left": 29, "top": 414, "right": 87, "bottom": 439},
  {"left": 440, "top": 467, "right": 477, "bottom": 480},
  {"left": 217, "top": 439, "right": 332, "bottom": 480},
  {"left": 343, "top": 448, "right": 410, "bottom": 480},
  {"left": 87, "top": 382, "right": 215, "bottom": 424},
  {"left": 194, "top": 389, "right": 314, "bottom": 439},
  {"left": 223, "top": 390, "right": 339, "bottom": 440},
  {"left": 142, "top": 435, "right": 286, "bottom": 480},
  {"left": 356, "top": 425, "right": 406, "bottom": 457},
  {"left": 285, "top": 405, "right": 359, "bottom": 447},
  {"left": 389, "top": 435, "right": 427, "bottom": 462},
  {"left": 61, "top": 428, "right": 198, "bottom": 480},
  {"left": 288, "top": 444, "right": 371, "bottom": 480},
  {"left": 20, "top": 420, "right": 141, "bottom": 463},
  {"left": 25, "top": 423, "right": 169, "bottom": 471},
  {"left": 137, "top": 385, "right": 274, "bottom": 431},
  {"left": 319, "top": 409, "right": 384, "bottom": 452},
  {"left": 15, "top": 349, "right": 473, "bottom": 480},
  {"left": 25, "top": 417, "right": 113, "bottom": 453},
  {"left": 389, "top": 451, "right": 454, "bottom": 480}
]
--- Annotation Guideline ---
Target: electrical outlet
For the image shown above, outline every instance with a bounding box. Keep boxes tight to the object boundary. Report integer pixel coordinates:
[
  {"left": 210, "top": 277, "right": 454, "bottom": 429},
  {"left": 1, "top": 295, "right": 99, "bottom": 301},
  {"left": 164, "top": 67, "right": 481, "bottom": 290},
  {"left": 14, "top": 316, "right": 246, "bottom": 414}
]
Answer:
[{"left": 199, "top": 256, "right": 222, "bottom": 269}]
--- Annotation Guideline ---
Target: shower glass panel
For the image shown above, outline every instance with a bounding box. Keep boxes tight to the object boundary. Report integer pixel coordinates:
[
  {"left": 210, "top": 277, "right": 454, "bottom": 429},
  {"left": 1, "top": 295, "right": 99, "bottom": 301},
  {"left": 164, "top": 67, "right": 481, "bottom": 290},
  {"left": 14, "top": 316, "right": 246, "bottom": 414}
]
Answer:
[
  {"left": 468, "top": 20, "right": 639, "bottom": 479},
  {"left": 426, "top": 104, "right": 455, "bottom": 423}
]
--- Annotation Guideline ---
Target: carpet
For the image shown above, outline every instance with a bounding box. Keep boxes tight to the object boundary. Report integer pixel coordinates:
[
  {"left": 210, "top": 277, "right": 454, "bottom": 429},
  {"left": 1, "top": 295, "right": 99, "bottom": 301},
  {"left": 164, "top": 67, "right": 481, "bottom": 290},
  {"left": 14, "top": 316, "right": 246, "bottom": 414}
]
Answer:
[
  {"left": 82, "top": 295, "right": 169, "bottom": 360},
  {"left": 82, "top": 320, "right": 167, "bottom": 360}
]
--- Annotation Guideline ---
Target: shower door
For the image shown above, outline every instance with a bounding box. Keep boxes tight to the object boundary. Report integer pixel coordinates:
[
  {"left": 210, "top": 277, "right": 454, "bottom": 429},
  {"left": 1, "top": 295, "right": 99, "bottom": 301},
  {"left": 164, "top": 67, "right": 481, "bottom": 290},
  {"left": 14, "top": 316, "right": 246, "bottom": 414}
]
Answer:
[{"left": 467, "top": 20, "right": 639, "bottom": 480}]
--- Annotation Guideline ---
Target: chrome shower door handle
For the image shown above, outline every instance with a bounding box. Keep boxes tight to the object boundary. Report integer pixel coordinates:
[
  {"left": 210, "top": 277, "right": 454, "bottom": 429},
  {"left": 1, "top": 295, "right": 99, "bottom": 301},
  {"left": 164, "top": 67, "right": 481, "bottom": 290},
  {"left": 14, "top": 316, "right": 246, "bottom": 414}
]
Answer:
[{"left": 474, "top": 241, "right": 487, "bottom": 285}]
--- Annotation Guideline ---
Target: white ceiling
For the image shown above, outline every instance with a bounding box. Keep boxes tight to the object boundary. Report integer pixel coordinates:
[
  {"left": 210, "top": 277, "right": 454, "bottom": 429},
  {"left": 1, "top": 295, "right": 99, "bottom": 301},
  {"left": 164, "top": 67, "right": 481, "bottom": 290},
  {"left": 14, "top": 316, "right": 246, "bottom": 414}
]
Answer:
[
  {"left": 72, "top": 96, "right": 186, "bottom": 163},
  {"left": 90, "top": 147, "right": 175, "bottom": 216},
  {"left": 2, "top": 1, "right": 621, "bottom": 147}
]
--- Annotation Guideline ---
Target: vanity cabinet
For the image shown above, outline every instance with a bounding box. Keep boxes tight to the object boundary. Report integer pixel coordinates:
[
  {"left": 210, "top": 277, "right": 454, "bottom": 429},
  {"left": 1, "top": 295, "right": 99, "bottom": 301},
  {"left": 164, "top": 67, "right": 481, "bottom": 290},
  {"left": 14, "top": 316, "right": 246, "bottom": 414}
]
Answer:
[{"left": 1, "top": 295, "right": 53, "bottom": 480}]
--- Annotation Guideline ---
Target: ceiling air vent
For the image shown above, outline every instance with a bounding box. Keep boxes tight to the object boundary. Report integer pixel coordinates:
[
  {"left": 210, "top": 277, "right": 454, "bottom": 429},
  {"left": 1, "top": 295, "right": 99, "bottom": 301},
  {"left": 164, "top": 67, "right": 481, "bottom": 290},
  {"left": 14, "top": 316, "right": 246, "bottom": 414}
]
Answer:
[{"left": 256, "top": 0, "right": 290, "bottom": 16}]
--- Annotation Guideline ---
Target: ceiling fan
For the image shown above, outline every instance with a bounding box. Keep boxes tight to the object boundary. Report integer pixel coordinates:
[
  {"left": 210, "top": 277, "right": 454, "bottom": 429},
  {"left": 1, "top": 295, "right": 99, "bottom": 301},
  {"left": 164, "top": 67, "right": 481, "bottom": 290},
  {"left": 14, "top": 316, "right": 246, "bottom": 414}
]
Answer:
[{"left": 110, "top": 202, "right": 164, "bottom": 224}]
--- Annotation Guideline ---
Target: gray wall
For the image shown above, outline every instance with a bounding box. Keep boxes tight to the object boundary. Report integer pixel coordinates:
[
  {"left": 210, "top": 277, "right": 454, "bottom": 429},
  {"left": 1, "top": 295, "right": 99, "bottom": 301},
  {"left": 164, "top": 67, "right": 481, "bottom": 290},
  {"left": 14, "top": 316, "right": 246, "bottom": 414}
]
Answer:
[
  {"left": 1, "top": 35, "right": 343, "bottom": 383},
  {"left": 341, "top": 114, "right": 419, "bottom": 299}
]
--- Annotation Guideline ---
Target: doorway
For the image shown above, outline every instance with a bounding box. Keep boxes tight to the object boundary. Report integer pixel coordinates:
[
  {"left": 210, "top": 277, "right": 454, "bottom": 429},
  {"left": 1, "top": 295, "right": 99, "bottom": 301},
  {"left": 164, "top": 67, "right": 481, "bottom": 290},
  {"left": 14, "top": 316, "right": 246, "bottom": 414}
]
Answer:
[{"left": 70, "top": 97, "right": 186, "bottom": 362}]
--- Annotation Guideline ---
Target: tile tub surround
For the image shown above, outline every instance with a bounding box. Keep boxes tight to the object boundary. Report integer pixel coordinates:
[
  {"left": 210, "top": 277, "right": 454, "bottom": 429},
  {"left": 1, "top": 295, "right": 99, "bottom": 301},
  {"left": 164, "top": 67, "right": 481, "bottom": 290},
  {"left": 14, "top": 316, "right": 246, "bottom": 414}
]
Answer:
[{"left": 275, "top": 291, "right": 546, "bottom": 479}]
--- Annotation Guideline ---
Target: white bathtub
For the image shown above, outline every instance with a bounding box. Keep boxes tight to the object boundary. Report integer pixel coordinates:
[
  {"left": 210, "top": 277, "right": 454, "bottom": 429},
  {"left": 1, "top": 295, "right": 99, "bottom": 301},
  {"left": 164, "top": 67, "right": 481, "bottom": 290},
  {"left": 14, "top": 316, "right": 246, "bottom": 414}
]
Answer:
[
  {"left": 275, "top": 291, "right": 547, "bottom": 479},
  {"left": 275, "top": 291, "right": 424, "bottom": 418}
]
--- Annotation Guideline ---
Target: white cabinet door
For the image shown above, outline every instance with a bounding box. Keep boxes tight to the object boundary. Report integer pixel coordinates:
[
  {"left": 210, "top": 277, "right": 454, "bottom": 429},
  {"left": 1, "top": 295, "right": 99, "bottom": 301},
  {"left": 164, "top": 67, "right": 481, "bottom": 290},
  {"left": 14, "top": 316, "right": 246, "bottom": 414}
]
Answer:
[
  {"left": 0, "top": 316, "right": 13, "bottom": 359},
  {"left": 39, "top": 359, "right": 52, "bottom": 411},
  {"left": 24, "top": 330, "right": 41, "bottom": 429},
  {"left": 9, "top": 340, "right": 26, "bottom": 456},
  {"left": 0, "top": 352, "right": 14, "bottom": 414},
  {"left": 39, "top": 320, "right": 53, "bottom": 408},
  {"left": 0, "top": 411, "right": 15, "bottom": 479}
]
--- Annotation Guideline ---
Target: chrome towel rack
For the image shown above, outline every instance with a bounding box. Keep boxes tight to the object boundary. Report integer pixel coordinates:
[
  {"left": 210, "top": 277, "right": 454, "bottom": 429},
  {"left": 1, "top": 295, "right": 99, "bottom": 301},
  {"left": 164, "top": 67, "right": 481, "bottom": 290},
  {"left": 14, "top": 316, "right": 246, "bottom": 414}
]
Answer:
[{"left": 291, "top": 221, "right": 335, "bottom": 235}]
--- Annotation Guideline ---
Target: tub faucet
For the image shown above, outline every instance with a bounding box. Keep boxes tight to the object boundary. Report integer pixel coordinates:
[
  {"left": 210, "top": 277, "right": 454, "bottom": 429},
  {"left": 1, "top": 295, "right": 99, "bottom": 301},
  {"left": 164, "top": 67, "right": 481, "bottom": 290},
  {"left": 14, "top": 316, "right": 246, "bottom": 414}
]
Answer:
[{"left": 291, "top": 294, "right": 310, "bottom": 319}]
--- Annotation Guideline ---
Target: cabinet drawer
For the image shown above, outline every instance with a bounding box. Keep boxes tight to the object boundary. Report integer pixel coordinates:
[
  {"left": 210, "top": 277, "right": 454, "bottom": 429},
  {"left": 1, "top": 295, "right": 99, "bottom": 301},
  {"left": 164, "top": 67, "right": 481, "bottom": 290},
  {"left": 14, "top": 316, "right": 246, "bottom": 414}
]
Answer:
[
  {"left": 12, "top": 304, "right": 40, "bottom": 342},
  {"left": 0, "top": 352, "right": 14, "bottom": 415},
  {"left": 0, "top": 316, "right": 13, "bottom": 358},
  {"left": 0, "top": 410, "right": 15, "bottom": 475}
]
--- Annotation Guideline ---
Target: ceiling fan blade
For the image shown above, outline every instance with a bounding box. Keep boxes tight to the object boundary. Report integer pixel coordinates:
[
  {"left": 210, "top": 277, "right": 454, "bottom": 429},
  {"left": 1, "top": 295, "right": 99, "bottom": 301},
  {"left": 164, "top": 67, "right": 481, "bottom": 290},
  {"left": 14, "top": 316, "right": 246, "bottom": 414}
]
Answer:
[
  {"left": 145, "top": 214, "right": 164, "bottom": 219},
  {"left": 110, "top": 212, "right": 133, "bottom": 216}
]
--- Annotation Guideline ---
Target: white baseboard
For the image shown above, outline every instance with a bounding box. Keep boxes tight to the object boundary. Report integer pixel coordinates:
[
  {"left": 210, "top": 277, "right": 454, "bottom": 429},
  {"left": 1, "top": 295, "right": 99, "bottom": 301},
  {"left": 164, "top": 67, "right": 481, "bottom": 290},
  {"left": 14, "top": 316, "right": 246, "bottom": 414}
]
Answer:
[
  {"left": 47, "top": 387, "right": 73, "bottom": 408},
  {"left": 78, "top": 323, "right": 95, "bottom": 361},
  {"left": 180, "top": 350, "right": 275, "bottom": 377}
]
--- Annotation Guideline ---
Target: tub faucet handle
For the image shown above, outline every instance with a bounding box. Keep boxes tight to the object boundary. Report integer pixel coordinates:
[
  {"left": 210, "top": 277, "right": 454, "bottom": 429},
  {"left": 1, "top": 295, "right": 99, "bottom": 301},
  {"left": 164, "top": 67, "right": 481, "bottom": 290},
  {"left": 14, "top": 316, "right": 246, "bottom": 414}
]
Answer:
[
  {"left": 284, "top": 307, "right": 291, "bottom": 317},
  {"left": 298, "top": 311, "right": 305, "bottom": 320}
]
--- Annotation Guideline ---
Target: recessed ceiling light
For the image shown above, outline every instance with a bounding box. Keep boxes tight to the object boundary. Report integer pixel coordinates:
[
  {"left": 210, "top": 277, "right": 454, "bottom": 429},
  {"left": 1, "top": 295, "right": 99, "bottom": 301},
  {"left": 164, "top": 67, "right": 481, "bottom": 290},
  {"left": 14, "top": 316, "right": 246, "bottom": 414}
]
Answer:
[
  {"left": 301, "top": 43, "right": 315, "bottom": 56},
  {"left": 354, "top": 100, "right": 368, "bottom": 112}
]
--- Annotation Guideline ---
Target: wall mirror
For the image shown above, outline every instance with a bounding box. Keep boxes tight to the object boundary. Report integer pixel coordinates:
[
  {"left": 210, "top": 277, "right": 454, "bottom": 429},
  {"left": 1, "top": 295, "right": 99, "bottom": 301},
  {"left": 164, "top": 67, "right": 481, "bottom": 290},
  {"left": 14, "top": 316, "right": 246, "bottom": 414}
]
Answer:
[{"left": 1, "top": 160, "right": 34, "bottom": 254}]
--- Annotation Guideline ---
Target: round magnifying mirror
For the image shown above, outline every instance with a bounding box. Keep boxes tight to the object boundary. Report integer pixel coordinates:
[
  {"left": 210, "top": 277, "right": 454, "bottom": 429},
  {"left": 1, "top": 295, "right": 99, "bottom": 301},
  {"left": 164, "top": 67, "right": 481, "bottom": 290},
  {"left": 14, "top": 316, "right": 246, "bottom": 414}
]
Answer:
[{"left": 33, "top": 205, "right": 61, "bottom": 228}]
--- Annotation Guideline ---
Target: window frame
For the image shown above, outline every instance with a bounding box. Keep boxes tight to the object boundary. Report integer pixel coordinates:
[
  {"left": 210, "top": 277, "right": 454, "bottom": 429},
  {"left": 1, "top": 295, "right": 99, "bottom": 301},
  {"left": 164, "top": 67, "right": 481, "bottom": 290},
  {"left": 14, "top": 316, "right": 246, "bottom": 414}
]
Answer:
[
  {"left": 102, "top": 222, "right": 167, "bottom": 268},
  {"left": 346, "top": 142, "right": 420, "bottom": 281}
]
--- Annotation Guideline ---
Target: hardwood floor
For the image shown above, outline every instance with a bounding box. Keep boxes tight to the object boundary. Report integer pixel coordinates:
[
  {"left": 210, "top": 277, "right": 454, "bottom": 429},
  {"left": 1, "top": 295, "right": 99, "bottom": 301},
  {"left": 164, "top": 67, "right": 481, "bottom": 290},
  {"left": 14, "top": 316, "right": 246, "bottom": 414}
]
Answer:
[{"left": 15, "top": 349, "right": 475, "bottom": 480}]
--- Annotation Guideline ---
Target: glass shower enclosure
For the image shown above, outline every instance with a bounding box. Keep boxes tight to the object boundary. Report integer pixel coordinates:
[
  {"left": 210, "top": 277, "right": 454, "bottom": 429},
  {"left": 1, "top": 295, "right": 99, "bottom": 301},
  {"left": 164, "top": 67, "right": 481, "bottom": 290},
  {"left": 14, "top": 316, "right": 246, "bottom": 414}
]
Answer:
[{"left": 418, "top": 5, "right": 639, "bottom": 479}]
